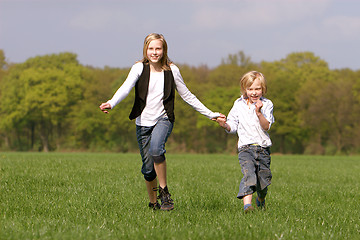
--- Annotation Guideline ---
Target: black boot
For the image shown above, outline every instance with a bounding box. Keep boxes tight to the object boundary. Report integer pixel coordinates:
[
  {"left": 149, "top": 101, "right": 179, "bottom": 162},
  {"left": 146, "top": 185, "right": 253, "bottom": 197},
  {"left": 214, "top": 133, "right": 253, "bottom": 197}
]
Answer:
[
  {"left": 158, "top": 186, "right": 174, "bottom": 211},
  {"left": 148, "top": 187, "right": 160, "bottom": 210},
  {"left": 148, "top": 201, "right": 161, "bottom": 210}
]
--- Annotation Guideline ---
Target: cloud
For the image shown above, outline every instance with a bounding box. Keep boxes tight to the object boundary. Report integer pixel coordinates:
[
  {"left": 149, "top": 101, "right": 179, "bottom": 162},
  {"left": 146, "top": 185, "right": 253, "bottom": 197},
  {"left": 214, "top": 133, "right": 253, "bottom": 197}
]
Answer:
[
  {"left": 192, "top": 0, "right": 330, "bottom": 30},
  {"left": 68, "top": 6, "right": 134, "bottom": 31},
  {"left": 322, "top": 15, "right": 360, "bottom": 39}
]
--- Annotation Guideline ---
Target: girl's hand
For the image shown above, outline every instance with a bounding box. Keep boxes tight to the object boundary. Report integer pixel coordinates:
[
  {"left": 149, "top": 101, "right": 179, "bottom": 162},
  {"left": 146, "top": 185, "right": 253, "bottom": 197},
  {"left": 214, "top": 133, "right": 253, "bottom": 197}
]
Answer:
[
  {"left": 211, "top": 113, "right": 226, "bottom": 121},
  {"left": 212, "top": 113, "right": 226, "bottom": 121},
  {"left": 99, "top": 102, "right": 111, "bottom": 114}
]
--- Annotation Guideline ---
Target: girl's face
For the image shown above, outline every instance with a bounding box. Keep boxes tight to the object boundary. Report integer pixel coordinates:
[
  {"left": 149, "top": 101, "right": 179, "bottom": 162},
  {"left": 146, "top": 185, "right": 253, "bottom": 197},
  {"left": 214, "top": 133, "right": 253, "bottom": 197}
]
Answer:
[
  {"left": 147, "top": 39, "right": 163, "bottom": 64},
  {"left": 246, "top": 78, "right": 263, "bottom": 104}
]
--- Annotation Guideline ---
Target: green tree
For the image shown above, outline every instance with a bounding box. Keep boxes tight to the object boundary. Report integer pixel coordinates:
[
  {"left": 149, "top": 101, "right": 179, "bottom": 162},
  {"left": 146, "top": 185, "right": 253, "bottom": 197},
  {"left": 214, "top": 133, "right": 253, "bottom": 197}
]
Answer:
[
  {"left": 0, "top": 50, "right": 9, "bottom": 149},
  {"left": 0, "top": 53, "right": 84, "bottom": 151},
  {"left": 0, "top": 49, "right": 6, "bottom": 70},
  {"left": 1, "top": 50, "right": 358, "bottom": 154},
  {"left": 171, "top": 64, "right": 211, "bottom": 152},
  {"left": 263, "top": 52, "right": 332, "bottom": 154},
  {"left": 261, "top": 61, "right": 304, "bottom": 153},
  {"left": 309, "top": 69, "right": 360, "bottom": 154},
  {"left": 72, "top": 66, "right": 137, "bottom": 152},
  {"left": 221, "top": 51, "right": 253, "bottom": 68}
]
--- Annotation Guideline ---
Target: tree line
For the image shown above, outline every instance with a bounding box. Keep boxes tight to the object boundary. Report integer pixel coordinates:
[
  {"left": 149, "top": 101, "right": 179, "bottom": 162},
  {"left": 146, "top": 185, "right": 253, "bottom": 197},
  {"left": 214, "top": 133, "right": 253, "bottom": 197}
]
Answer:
[{"left": 1, "top": 49, "right": 359, "bottom": 155}]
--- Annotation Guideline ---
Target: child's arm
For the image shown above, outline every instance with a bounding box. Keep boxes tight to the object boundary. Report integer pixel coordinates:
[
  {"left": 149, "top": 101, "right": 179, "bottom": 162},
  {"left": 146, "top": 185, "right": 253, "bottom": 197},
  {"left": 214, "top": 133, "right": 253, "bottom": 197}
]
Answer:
[
  {"left": 255, "top": 101, "right": 270, "bottom": 131},
  {"left": 216, "top": 116, "right": 231, "bottom": 132},
  {"left": 217, "top": 99, "right": 240, "bottom": 133}
]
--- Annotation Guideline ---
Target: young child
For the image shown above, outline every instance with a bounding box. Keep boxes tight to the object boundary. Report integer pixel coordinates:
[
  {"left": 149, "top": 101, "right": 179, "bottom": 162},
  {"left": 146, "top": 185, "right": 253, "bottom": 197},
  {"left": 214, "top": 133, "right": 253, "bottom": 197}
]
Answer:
[
  {"left": 216, "top": 71, "right": 274, "bottom": 213},
  {"left": 100, "top": 33, "right": 223, "bottom": 211}
]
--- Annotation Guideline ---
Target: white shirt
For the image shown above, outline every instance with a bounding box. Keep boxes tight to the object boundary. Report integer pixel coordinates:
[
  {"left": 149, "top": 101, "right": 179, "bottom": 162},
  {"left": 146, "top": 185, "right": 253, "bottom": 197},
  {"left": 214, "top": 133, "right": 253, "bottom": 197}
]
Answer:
[
  {"left": 107, "top": 62, "right": 219, "bottom": 126},
  {"left": 136, "top": 71, "right": 165, "bottom": 126},
  {"left": 226, "top": 96, "right": 274, "bottom": 148}
]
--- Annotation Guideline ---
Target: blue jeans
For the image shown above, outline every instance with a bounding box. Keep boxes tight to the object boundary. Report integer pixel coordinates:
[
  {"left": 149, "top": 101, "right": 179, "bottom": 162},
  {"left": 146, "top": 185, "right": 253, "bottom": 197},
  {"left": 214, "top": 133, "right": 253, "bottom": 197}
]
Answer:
[
  {"left": 237, "top": 145, "right": 272, "bottom": 199},
  {"left": 136, "top": 118, "right": 174, "bottom": 182}
]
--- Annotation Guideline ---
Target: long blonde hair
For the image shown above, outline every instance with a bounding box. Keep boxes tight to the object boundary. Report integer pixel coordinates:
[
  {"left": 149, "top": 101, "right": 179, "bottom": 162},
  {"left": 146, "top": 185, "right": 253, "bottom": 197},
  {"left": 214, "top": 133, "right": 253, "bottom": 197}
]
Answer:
[{"left": 141, "top": 33, "right": 172, "bottom": 71}]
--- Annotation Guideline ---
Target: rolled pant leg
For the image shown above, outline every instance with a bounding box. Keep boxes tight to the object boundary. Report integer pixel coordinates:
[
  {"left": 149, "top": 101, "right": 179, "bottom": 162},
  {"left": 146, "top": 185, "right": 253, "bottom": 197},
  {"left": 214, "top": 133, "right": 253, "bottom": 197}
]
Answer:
[
  {"left": 237, "top": 148, "right": 257, "bottom": 199},
  {"left": 136, "top": 125, "right": 157, "bottom": 182},
  {"left": 149, "top": 118, "right": 173, "bottom": 163}
]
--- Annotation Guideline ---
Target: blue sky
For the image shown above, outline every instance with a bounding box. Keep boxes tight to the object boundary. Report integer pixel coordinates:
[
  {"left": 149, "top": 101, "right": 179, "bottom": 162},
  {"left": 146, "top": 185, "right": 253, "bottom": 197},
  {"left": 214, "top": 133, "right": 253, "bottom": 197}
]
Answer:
[{"left": 1, "top": 0, "right": 359, "bottom": 70}]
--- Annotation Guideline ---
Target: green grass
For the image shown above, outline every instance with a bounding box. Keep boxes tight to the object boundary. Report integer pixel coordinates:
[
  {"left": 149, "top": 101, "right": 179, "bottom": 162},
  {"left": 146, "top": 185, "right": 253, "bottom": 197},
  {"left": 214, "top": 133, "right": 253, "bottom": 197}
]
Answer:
[{"left": 1, "top": 153, "right": 359, "bottom": 239}]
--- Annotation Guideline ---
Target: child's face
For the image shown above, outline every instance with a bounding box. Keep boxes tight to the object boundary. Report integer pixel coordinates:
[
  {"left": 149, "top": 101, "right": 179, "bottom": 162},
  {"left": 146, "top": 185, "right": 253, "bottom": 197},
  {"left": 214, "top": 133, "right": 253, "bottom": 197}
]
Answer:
[
  {"left": 147, "top": 39, "right": 164, "bottom": 64},
  {"left": 246, "top": 78, "right": 263, "bottom": 104}
]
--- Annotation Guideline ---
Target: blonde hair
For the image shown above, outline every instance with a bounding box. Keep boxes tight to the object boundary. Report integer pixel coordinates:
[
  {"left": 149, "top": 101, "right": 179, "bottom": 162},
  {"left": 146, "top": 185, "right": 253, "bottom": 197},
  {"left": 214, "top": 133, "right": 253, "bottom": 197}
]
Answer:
[
  {"left": 141, "top": 33, "right": 172, "bottom": 71},
  {"left": 240, "top": 71, "right": 267, "bottom": 98}
]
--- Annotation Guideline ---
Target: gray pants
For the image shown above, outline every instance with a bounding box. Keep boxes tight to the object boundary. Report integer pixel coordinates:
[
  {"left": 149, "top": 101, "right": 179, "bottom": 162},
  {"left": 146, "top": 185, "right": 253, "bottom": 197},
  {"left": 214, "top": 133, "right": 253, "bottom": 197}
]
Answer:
[{"left": 237, "top": 145, "right": 272, "bottom": 199}]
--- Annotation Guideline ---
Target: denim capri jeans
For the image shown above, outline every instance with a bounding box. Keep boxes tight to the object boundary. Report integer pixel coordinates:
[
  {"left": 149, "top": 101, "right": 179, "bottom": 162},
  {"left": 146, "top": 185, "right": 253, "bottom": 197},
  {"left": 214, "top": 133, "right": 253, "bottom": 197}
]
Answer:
[
  {"left": 136, "top": 117, "right": 174, "bottom": 182},
  {"left": 237, "top": 144, "right": 272, "bottom": 199}
]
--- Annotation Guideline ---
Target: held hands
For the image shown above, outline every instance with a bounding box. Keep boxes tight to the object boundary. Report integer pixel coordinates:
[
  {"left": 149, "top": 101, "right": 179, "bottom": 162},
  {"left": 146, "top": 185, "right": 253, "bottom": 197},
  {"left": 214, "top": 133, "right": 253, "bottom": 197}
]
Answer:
[
  {"left": 211, "top": 112, "right": 226, "bottom": 120},
  {"left": 211, "top": 113, "right": 226, "bottom": 122},
  {"left": 99, "top": 102, "right": 111, "bottom": 114},
  {"left": 213, "top": 113, "right": 229, "bottom": 131}
]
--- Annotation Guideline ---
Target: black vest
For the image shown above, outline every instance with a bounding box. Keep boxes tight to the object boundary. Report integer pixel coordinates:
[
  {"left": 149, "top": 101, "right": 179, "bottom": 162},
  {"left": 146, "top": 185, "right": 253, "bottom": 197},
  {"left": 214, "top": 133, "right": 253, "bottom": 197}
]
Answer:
[{"left": 129, "top": 63, "right": 176, "bottom": 122}]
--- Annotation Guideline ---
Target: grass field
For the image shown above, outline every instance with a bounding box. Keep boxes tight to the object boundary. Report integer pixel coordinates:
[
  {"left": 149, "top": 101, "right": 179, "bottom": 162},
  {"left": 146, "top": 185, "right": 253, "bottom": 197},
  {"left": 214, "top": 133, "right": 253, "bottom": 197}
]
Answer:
[{"left": 0, "top": 152, "right": 359, "bottom": 239}]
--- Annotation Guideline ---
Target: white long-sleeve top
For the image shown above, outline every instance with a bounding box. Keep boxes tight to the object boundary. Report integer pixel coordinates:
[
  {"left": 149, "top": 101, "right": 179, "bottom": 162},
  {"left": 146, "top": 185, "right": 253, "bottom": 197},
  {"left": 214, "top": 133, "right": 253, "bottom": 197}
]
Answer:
[
  {"left": 107, "top": 62, "right": 219, "bottom": 126},
  {"left": 226, "top": 96, "right": 274, "bottom": 148}
]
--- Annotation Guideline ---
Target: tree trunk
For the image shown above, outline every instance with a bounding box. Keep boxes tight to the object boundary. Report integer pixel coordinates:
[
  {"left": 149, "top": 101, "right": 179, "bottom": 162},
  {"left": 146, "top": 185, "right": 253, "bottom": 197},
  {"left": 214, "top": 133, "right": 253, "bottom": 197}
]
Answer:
[
  {"left": 56, "top": 122, "right": 62, "bottom": 150},
  {"left": 279, "top": 134, "right": 285, "bottom": 154},
  {"left": 3, "top": 135, "right": 10, "bottom": 149},
  {"left": 30, "top": 122, "right": 35, "bottom": 150},
  {"left": 39, "top": 123, "right": 49, "bottom": 152}
]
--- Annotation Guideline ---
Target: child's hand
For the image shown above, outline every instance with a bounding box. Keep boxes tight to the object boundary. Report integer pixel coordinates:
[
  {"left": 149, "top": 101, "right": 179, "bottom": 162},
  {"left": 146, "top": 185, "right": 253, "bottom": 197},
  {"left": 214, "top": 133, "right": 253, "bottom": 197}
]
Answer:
[
  {"left": 216, "top": 116, "right": 226, "bottom": 125},
  {"left": 216, "top": 115, "right": 229, "bottom": 131},
  {"left": 255, "top": 100, "right": 263, "bottom": 115},
  {"left": 215, "top": 113, "right": 226, "bottom": 121}
]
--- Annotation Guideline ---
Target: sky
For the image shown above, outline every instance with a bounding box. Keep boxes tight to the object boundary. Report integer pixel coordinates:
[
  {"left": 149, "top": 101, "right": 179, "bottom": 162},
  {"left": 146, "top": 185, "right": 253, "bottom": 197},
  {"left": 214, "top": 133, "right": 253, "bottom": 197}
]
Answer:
[{"left": 1, "top": 0, "right": 360, "bottom": 70}]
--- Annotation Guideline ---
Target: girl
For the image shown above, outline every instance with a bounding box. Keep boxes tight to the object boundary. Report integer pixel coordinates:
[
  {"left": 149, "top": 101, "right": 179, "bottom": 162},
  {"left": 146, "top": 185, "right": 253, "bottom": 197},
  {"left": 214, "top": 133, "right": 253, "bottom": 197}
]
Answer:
[{"left": 99, "top": 33, "right": 223, "bottom": 211}]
